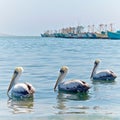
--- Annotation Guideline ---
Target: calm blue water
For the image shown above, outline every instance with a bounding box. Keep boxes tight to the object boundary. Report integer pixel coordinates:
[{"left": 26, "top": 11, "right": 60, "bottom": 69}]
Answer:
[{"left": 0, "top": 37, "right": 120, "bottom": 120}]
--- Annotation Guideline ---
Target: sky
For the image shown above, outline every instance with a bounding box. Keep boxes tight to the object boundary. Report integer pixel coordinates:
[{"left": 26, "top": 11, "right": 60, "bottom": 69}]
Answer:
[{"left": 0, "top": 0, "right": 120, "bottom": 36}]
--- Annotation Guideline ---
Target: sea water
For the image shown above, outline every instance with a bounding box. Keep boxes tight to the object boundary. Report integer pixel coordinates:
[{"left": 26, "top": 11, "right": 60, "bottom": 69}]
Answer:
[{"left": 0, "top": 37, "right": 120, "bottom": 120}]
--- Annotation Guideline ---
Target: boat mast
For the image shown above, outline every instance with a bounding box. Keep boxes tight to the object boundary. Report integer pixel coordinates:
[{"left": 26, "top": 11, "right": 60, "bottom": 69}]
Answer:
[{"left": 110, "top": 23, "right": 113, "bottom": 31}]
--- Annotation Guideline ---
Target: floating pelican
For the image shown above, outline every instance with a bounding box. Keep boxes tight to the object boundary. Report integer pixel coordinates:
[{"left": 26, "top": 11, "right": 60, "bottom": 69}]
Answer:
[
  {"left": 90, "top": 59, "right": 117, "bottom": 81},
  {"left": 7, "top": 67, "right": 35, "bottom": 99},
  {"left": 54, "top": 66, "right": 90, "bottom": 93}
]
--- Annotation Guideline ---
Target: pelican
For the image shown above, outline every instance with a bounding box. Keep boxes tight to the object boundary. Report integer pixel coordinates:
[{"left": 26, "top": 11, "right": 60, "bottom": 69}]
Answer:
[
  {"left": 7, "top": 67, "right": 35, "bottom": 99},
  {"left": 90, "top": 59, "right": 117, "bottom": 81},
  {"left": 54, "top": 66, "right": 90, "bottom": 93}
]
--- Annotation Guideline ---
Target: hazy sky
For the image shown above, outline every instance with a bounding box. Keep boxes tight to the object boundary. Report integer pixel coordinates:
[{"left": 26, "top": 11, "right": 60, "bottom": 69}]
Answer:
[{"left": 0, "top": 0, "right": 120, "bottom": 36}]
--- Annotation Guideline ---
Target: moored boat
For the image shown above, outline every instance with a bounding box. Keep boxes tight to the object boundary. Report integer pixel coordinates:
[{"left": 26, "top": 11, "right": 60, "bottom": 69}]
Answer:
[
  {"left": 107, "top": 31, "right": 120, "bottom": 39},
  {"left": 95, "top": 31, "right": 108, "bottom": 39}
]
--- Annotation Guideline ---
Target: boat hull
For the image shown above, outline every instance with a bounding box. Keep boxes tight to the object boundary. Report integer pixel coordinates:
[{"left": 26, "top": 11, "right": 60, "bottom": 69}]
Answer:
[{"left": 107, "top": 31, "right": 120, "bottom": 39}]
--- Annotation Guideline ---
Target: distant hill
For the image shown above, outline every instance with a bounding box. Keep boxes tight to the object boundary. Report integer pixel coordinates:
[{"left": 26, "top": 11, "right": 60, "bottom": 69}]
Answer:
[{"left": 0, "top": 33, "right": 15, "bottom": 36}]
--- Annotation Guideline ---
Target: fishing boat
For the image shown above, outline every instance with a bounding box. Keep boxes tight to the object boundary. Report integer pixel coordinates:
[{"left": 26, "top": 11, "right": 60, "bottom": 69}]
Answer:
[
  {"left": 95, "top": 31, "right": 108, "bottom": 39},
  {"left": 107, "top": 31, "right": 120, "bottom": 39}
]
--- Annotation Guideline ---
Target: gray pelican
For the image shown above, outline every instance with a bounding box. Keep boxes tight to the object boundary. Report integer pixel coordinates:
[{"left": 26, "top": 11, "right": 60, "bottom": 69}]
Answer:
[
  {"left": 90, "top": 59, "right": 117, "bottom": 81},
  {"left": 7, "top": 67, "right": 35, "bottom": 99},
  {"left": 54, "top": 66, "right": 90, "bottom": 93}
]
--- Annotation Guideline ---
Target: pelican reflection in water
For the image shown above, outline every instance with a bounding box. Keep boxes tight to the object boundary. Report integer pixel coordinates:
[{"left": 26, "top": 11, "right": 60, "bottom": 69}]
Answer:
[
  {"left": 7, "top": 67, "right": 35, "bottom": 99},
  {"left": 56, "top": 92, "right": 90, "bottom": 114},
  {"left": 54, "top": 66, "right": 90, "bottom": 93},
  {"left": 90, "top": 59, "right": 117, "bottom": 81},
  {"left": 7, "top": 98, "right": 34, "bottom": 114}
]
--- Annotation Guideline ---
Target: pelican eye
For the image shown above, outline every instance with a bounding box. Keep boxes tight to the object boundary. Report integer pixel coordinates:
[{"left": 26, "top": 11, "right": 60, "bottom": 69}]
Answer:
[
  {"left": 14, "top": 71, "right": 18, "bottom": 74},
  {"left": 60, "top": 69, "right": 65, "bottom": 73},
  {"left": 95, "top": 61, "right": 98, "bottom": 65}
]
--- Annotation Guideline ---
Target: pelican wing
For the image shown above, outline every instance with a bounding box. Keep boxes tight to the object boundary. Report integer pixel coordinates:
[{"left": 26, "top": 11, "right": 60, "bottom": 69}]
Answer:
[
  {"left": 58, "top": 79, "right": 90, "bottom": 92},
  {"left": 11, "top": 83, "right": 29, "bottom": 96},
  {"left": 10, "top": 83, "right": 35, "bottom": 98},
  {"left": 93, "top": 70, "right": 117, "bottom": 80}
]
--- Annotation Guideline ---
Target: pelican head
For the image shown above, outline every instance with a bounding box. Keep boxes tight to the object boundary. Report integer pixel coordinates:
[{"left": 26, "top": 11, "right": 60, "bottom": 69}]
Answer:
[
  {"left": 94, "top": 59, "right": 100, "bottom": 65},
  {"left": 7, "top": 67, "right": 24, "bottom": 95},
  {"left": 90, "top": 59, "right": 100, "bottom": 79},
  {"left": 54, "top": 66, "right": 68, "bottom": 91}
]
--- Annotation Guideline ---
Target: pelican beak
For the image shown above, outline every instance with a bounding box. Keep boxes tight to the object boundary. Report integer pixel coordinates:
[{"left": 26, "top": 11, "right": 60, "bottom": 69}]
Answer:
[
  {"left": 90, "top": 63, "right": 97, "bottom": 79},
  {"left": 7, "top": 71, "right": 18, "bottom": 96},
  {"left": 54, "top": 73, "right": 63, "bottom": 91}
]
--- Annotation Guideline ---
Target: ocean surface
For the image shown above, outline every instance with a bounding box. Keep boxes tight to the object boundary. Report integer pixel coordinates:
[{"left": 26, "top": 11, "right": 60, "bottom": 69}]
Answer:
[{"left": 0, "top": 36, "right": 120, "bottom": 120}]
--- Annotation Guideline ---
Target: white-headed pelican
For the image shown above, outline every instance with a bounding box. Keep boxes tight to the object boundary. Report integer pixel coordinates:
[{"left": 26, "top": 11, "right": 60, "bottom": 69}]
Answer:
[
  {"left": 54, "top": 66, "right": 90, "bottom": 93},
  {"left": 7, "top": 67, "right": 35, "bottom": 98},
  {"left": 90, "top": 59, "right": 117, "bottom": 81}
]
